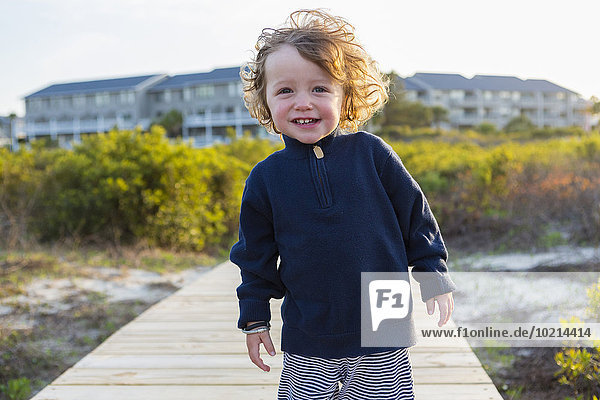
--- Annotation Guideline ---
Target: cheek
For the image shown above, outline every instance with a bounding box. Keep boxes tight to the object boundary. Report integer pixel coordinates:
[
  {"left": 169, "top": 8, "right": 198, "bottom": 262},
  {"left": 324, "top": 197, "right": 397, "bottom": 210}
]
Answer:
[{"left": 270, "top": 102, "right": 287, "bottom": 122}]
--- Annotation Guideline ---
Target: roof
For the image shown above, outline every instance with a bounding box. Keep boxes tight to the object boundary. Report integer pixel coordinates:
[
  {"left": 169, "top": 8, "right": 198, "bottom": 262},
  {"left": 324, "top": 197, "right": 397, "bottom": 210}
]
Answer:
[
  {"left": 403, "top": 72, "right": 576, "bottom": 94},
  {"left": 25, "top": 74, "right": 165, "bottom": 99},
  {"left": 411, "top": 73, "right": 475, "bottom": 90},
  {"left": 149, "top": 67, "right": 241, "bottom": 90}
]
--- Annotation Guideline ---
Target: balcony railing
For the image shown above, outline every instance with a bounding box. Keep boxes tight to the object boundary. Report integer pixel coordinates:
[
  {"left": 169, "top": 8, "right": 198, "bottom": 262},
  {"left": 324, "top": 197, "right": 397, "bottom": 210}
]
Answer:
[
  {"left": 26, "top": 120, "right": 138, "bottom": 136},
  {"left": 184, "top": 112, "right": 256, "bottom": 127}
]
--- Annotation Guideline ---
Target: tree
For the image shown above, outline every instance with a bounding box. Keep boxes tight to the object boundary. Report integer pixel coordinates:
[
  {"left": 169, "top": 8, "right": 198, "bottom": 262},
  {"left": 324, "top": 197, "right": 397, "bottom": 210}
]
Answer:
[
  {"left": 8, "top": 112, "right": 16, "bottom": 152},
  {"left": 476, "top": 122, "right": 497, "bottom": 135},
  {"left": 377, "top": 75, "right": 432, "bottom": 128},
  {"left": 431, "top": 106, "right": 449, "bottom": 130},
  {"left": 589, "top": 96, "right": 600, "bottom": 115},
  {"left": 154, "top": 109, "right": 183, "bottom": 138},
  {"left": 504, "top": 114, "right": 535, "bottom": 133}
]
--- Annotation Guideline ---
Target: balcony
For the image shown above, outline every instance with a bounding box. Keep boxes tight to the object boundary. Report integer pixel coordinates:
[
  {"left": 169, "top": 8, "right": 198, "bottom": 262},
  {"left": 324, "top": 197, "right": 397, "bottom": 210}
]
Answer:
[
  {"left": 25, "top": 119, "right": 138, "bottom": 136},
  {"left": 184, "top": 112, "right": 256, "bottom": 127}
]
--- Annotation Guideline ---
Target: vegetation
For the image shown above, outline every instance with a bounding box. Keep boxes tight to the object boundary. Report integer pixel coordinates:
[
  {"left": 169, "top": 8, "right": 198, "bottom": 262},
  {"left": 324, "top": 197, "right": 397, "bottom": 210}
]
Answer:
[
  {"left": 2, "top": 124, "right": 599, "bottom": 255},
  {"left": 554, "top": 279, "right": 600, "bottom": 400},
  {"left": 504, "top": 114, "right": 535, "bottom": 133},
  {"left": 1, "top": 117, "right": 599, "bottom": 399},
  {"left": 0, "top": 377, "right": 31, "bottom": 400},
  {"left": 152, "top": 109, "right": 183, "bottom": 138}
]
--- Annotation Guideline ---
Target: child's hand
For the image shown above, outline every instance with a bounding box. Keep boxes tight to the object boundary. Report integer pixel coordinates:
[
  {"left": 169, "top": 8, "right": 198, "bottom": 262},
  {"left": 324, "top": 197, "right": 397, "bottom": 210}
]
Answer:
[
  {"left": 246, "top": 328, "right": 277, "bottom": 372},
  {"left": 425, "top": 292, "right": 454, "bottom": 327}
]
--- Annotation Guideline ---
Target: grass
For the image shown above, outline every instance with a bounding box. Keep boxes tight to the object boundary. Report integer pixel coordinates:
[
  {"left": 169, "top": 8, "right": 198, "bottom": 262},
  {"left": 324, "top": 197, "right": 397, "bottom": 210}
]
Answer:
[
  {"left": 0, "top": 240, "right": 223, "bottom": 398},
  {"left": 0, "top": 297, "right": 154, "bottom": 398},
  {"left": 0, "top": 240, "right": 220, "bottom": 300}
]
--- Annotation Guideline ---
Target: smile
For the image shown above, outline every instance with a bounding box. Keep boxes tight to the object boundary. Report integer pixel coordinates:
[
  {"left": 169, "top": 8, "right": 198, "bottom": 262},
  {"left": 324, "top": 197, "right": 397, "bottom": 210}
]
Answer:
[{"left": 293, "top": 118, "right": 318, "bottom": 125}]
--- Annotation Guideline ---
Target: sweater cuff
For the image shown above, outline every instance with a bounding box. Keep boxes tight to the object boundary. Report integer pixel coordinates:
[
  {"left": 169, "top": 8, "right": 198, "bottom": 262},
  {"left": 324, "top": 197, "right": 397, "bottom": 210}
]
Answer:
[
  {"left": 237, "top": 299, "right": 272, "bottom": 329},
  {"left": 411, "top": 269, "right": 457, "bottom": 302}
]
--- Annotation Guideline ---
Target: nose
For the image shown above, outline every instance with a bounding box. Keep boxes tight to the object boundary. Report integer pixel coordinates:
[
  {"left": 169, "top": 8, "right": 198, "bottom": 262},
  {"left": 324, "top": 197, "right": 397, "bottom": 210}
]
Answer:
[{"left": 294, "top": 92, "right": 313, "bottom": 110}]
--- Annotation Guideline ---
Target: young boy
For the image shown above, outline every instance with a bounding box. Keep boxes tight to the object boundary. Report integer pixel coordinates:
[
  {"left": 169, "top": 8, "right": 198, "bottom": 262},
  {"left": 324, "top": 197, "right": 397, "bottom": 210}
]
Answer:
[{"left": 230, "top": 9, "right": 456, "bottom": 399}]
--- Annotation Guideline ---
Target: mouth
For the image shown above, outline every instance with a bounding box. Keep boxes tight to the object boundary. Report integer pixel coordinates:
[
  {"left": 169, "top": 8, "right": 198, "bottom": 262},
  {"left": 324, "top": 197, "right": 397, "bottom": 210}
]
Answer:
[{"left": 292, "top": 118, "right": 319, "bottom": 125}]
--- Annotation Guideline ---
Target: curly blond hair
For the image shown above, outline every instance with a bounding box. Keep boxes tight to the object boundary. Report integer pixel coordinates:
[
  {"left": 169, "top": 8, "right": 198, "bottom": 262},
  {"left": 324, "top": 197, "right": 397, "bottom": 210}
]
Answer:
[{"left": 241, "top": 9, "right": 389, "bottom": 134}]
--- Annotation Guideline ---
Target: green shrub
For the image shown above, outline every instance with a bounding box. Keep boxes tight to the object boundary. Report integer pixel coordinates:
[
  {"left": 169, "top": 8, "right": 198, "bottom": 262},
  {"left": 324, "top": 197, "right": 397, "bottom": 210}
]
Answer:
[
  {"left": 554, "top": 282, "right": 600, "bottom": 399},
  {"left": 475, "top": 122, "right": 497, "bottom": 135},
  {"left": 0, "top": 377, "right": 31, "bottom": 400}
]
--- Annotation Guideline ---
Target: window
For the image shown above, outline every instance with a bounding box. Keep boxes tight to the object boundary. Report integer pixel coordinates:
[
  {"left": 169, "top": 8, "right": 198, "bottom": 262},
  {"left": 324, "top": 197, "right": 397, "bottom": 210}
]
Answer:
[
  {"left": 184, "top": 87, "right": 192, "bottom": 101},
  {"left": 164, "top": 90, "right": 171, "bottom": 103},
  {"left": 172, "top": 89, "right": 183, "bottom": 101},
  {"left": 153, "top": 92, "right": 164, "bottom": 103},
  {"left": 195, "top": 84, "right": 215, "bottom": 98},
  {"left": 95, "top": 92, "right": 110, "bottom": 107},
  {"left": 499, "top": 106, "right": 511, "bottom": 116},
  {"left": 228, "top": 82, "right": 238, "bottom": 97},
  {"left": 60, "top": 96, "right": 73, "bottom": 108},
  {"left": 119, "top": 91, "right": 135, "bottom": 105},
  {"left": 499, "top": 91, "right": 511, "bottom": 99},
  {"left": 512, "top": 92, "right": 521, "bottom": 101},
  {"left": 28, "top": 99, "right": 41, "bottom": 111},
  {"left": 483, "top": 91, "right": 493, "bottom": 101},
  {"left": 74, "top": 95, "right": 86, "bottom": 108},
  {"left": 522, "top": 92, "right": 535, "bottom": 100},
  {"left": 556, "top": 92, "right": 565, "bottom": 100},
  {"left": 450, "top": 108, "right": 463, "bottom": 117},
  {"left": 449, "top": 90, "right": 464, "bottom": 100}
]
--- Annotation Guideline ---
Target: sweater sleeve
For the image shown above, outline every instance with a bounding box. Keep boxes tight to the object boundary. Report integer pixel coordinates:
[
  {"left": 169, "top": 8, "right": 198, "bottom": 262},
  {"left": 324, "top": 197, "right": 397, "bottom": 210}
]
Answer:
[
  {"left": 378, "top": 146, "right": 457, "bottom": 302},
  {"left": 230, "top": 174, "right": 286, "bottom": 329}
]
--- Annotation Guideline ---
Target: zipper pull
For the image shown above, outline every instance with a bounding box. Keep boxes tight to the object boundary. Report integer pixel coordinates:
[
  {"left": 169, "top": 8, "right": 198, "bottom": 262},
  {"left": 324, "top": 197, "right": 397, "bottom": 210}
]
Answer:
[{"left": 313, "top": 145, "right": 324, "bottom": 159}]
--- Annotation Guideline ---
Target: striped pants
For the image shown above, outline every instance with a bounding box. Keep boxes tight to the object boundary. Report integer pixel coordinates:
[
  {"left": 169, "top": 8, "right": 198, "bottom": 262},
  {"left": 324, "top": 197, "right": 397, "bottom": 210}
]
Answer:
[{"left": 277, "top": 348, "right": 414, "bottom": 400}]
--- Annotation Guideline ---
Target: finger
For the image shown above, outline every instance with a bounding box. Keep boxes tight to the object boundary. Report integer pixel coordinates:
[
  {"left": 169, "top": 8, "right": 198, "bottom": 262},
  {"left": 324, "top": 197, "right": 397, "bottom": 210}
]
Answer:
[
  {"left": 261, "top": 332, "right": 277, "bottom": 356},
  {"left": 426, "top": 298, "right": 435, "bottom": 315},
  {"left": 437, "top": 300, "right": 447, "bottom": 327},
  {"left": 247, "top": 335, "right": 270, "bottom": 372}
]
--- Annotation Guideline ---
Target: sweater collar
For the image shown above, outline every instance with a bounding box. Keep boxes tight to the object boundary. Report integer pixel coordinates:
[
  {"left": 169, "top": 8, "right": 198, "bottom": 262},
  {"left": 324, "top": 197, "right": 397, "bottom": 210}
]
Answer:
[{"left": 281, "top": 128, "right": 342, "bottom": 159}]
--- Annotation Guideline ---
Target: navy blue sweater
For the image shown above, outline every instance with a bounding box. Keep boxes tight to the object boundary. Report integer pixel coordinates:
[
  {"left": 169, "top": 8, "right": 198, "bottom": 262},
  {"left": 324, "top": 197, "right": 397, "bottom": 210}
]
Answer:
[{"left": 230, "top": 130, "right": 457, "bottom": 358}]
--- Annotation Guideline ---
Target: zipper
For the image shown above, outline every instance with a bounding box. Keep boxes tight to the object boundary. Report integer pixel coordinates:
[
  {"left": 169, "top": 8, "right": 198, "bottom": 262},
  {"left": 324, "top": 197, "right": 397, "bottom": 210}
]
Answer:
[{"left": 310, "top": 145, "right": 332, "bottom": 208}]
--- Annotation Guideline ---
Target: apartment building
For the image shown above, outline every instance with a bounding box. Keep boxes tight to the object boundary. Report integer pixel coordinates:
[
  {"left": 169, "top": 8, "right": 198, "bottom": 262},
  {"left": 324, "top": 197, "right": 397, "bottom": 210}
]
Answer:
[
  {"left": 21, "top": 68, "right": 591, "bottom": 150},
  {"left": 0, "top": 116, "right": 25, "bottom": 149},
  {"left": 401, "top": 73, "right": 591, "bottom": 130},
  {"left": 23, "top": 74, "right": 168, "bottom": 149},
  {"left": 22, "top": 67, "right": 268, "bottom": 150},
  {"left": 146, "top": 67, "right": 262, "bottom": 147}
]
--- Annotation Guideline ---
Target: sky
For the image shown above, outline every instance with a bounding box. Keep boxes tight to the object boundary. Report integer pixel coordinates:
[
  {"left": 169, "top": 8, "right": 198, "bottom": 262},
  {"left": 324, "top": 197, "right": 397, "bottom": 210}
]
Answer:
[{"left": 2, "top": 0, "right": 599, "bottom": 117}]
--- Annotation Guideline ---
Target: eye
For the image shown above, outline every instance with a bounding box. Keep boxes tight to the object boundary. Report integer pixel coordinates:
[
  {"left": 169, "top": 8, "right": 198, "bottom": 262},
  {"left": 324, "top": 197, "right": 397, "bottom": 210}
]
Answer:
[
  {"left": 313, "top": 86, "right": 327, "bottom": 93},
  {"left": 277, "top": 88, "right": 292, "bottom": 94}
]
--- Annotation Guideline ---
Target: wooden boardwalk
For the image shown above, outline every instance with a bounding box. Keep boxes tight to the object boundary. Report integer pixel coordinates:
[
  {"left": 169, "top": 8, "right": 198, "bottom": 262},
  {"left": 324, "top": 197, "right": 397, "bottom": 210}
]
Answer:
[{"left": 31, "top": 261, "right": 503, "bottom": 399}]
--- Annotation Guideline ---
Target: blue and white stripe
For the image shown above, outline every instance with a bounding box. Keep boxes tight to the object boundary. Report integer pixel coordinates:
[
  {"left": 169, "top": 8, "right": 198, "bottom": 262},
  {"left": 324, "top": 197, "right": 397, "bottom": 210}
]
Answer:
[{"left": 278, "top": 348, "right": 414, "bottom": 400}]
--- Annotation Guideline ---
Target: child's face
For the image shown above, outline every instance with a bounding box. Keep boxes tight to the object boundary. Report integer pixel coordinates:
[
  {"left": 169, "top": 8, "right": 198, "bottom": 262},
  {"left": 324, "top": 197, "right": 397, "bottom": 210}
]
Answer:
[{"left": 265, "top": 44, "right": 344, "bottom": 144}]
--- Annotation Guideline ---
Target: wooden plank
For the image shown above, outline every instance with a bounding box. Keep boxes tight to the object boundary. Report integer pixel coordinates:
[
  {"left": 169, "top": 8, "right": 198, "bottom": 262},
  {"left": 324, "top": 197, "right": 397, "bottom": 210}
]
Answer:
[
  {"left": 76, "top": 351, "right": 483, "bottom": 369},
  {"left": 34, "top": 384, "right": 500, "bottom": 400},
  {"left": 30, "top": 260, "right": 503, "bottom": 400},
  {"left": 415, "top": 384, "right": 507, "bottom": 400},
  {"left": 32, "top": 385, "right": 278, "bottom": 400},
  {"left": 54, "top": 366, "right": 492, "bottom": 385},
  {"left": 92, "top": 341, "right": 476, "bottom": 355}
]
